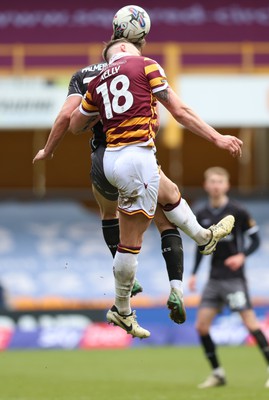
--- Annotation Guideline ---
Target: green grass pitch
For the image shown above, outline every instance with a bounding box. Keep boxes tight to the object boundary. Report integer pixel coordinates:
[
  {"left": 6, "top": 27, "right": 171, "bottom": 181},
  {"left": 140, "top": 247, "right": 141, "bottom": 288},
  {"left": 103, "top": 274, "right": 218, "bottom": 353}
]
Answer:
[{"left": 0, "top": 346, "right": 268, "bottom": 400}]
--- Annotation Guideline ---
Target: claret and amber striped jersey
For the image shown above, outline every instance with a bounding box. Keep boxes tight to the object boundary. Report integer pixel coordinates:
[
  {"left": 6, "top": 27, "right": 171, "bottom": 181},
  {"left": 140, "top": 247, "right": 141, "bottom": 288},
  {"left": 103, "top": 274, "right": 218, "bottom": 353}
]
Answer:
[{"left": 80, "top": 54, "right": 169, "bottom": 148}]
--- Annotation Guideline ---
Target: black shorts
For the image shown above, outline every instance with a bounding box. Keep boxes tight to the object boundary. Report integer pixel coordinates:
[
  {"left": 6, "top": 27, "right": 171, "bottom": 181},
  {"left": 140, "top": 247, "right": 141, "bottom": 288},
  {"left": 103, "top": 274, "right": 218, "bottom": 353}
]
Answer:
[
  {"left": 90, "top": 145, "right": 119, "bottom": 201},
  {"left": 199, "top": 278, "right": 252, "bottom": 312}
]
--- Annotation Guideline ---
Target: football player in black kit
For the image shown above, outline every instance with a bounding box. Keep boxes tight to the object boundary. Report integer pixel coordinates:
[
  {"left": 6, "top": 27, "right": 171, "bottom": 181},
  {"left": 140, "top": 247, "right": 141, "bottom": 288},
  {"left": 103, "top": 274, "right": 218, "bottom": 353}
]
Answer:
[
  {"left": 33, "top": 46, "right": 189, "bottom": 321},
  {"left": 188, "top": 166, "right": 269, "bottom": 388},
  {"left": 33, "top": 57, "right": 145, "bottom": 298}
]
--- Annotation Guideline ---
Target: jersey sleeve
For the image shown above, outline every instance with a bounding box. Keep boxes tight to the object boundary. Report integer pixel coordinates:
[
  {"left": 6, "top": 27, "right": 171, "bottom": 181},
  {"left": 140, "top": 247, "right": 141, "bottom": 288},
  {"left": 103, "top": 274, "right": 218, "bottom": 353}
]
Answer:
[
  {"left": 67, "top": 70, "right": 84, "bottom": 98},
  {"left": 143, "top": 57, "right": 169, "bottom": 94},
  {"left": 80, "top": 89, "right": 99, "bottom": 116},
  {"left": 238, "top": 205, "right": 259, "bottom": 235}
]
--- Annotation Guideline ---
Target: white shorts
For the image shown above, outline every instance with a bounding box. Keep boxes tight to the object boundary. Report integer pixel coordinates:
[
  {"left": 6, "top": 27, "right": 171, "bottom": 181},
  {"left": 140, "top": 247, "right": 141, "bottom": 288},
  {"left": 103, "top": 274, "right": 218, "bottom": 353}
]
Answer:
[{"left": 104, "top": 146, "right": 160, "bottom": 218}]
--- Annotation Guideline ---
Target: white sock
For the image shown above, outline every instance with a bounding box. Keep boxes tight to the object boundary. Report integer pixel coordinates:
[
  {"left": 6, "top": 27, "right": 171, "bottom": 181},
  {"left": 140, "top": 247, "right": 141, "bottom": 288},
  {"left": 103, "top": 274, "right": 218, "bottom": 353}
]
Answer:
[
  {"left": 170, "top": 279, "right": 183, "bottom": 294},
  {"left": 163, "top": 198, "right": 211, "bottom": 245},
  {"left": 213, "top": 367, "right": 225, "bottom": 377},
  {"left": 113, "top": 251, "right": 138, "bottom": 315}
]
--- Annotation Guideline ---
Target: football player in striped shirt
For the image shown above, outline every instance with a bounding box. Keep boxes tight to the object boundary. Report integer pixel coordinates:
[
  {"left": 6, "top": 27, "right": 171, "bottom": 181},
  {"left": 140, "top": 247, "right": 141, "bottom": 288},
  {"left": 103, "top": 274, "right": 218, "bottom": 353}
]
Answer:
[{"left": 70, "top": 38, "right": 242, "bottom": 338}]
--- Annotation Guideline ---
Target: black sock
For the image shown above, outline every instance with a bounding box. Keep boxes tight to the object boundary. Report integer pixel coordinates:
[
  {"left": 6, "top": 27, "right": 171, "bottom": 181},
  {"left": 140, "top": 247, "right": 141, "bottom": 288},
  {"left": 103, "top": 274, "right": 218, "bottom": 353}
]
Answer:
[
  {"left": 161, "top": 229, "right": 183, "bottom": 281},
  {"left": 200, "top": 334, "right": 220, "bottom": 370},
  {"left": 102, "top": 219, "right": 119, "bottom": 258},
  {"left": 251, "top": 329, "right": 269, "bottom": 365}
]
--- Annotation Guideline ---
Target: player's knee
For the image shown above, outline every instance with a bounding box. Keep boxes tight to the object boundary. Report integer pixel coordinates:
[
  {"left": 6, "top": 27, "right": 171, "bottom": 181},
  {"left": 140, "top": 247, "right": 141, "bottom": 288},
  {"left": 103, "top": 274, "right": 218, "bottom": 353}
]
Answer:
[
  {"left": 102, "top": 210, "right": 118, "bottom": 220},
  {"left": 154, "top": 215, "right": 175, "bottom": 233},
  {"left": 159, "top": 181, "right": 180, "bottom": 205},
  {"left": 195, "top": 320, "right": 209, "bottom": 335},
  {"left": 98, "top": 201, "right": 118, "bottom": 220}
]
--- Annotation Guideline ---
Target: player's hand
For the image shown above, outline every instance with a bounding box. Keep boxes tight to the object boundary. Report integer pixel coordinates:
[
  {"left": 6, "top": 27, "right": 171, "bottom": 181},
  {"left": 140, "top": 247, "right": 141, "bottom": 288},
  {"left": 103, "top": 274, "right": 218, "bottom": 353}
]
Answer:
[
  {"left": 188, "top": 275, "right": 197, "bottom": 292},
  {"left": 224, "top": 253, "right": 245, "bottom": 270},
  {"left": 33, "top": 149, "right": 53, "bottom": 164},
  {"left": 216, "top": 135, "right": 243, "bottom": 158}
]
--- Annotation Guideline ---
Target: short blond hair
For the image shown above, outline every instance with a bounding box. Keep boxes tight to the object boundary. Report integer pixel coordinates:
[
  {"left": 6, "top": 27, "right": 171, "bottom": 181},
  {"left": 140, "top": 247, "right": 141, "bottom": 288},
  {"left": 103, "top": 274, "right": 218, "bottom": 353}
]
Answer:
[{"left": 204, "top": 166, "right": 230, "bottom": 181}]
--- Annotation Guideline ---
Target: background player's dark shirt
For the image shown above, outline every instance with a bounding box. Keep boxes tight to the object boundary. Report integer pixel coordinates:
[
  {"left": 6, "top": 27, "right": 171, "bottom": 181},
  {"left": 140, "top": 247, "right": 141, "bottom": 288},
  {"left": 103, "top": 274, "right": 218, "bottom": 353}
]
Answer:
[
  {"left": 67, "top": 62, "right": 107, "bottom": 150},
  {"left": 194, "top": 199, "right": 259, "bottom": 280}
]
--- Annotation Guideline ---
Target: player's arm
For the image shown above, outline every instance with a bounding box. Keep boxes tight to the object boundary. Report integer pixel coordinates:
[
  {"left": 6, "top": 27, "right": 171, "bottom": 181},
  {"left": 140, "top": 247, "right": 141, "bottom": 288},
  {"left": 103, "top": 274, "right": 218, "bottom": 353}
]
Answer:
[
  {"left": 33, "top": 70, "right": 84, "bottom": 163},
  {"left": 70, "top": 88, "right": 100, "bottom": 134},
  {"left": 244, "top": 230, "right": 260, "bottom": 256},
  {"left": 188, "top": 207, "right": 204, "bottom": 292},
  {"left": 224, "top": 225, "right": 260, "bottom": 271},
  {"left": 188, "top": 249, "right": 203, "bottom": 292},
  {"left": 155, "top": 87, "right": 243, "bottom": 158},
  {"left": 33, "top": 96, "right": 82, "bottom": 163},
  {"left": 70, "top": 106, "right": 100, "bottom": 135}
]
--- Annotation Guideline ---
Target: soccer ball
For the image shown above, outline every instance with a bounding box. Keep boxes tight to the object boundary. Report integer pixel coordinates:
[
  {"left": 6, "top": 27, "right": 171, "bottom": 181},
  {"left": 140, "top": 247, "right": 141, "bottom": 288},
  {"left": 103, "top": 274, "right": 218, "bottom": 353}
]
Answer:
[{"left": 112, "top": 5, "right": 151, "bottom": 43}]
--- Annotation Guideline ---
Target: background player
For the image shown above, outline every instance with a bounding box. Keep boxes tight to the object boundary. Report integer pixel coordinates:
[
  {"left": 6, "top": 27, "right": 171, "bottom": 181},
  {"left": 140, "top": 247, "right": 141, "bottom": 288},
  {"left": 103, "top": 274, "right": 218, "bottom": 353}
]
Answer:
[{"left": 188, "top": 166, "right": 269, "bottom": 388}]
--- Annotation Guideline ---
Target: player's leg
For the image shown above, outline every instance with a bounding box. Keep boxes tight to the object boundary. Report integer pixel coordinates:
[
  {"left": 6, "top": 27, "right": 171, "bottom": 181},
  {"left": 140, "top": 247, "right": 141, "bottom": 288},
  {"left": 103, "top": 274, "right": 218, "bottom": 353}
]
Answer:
[
  {"left": 196, "top": 307, "right": 226, "bottom": 388},
  {"left": 106, "top": 211, "right": 152, "bottom": 338},
  {"left": 154, "top": 205, "right": 186, "bottom": 324},
  {"left": 91, "top": 145, "right": 120, "bottom": 256},
  {"left": 226, "top": 278, "right": 269, "bottom": 377},
  {"left": 157, "top": 170, "right": 234, "bottom": 255},
  {"left": 104, "top": 146, "right": 159, "bottom": 338},
  {"left": 91, "top": 145, "right": 143, "bottom": 297},
  {"left": 92, "top": 184, "right": 119, "bottom": 255},
  {"left": 196, "top": 280, "right": 227, "bottom": 388},
  {"left": 240, "top": 307, "right": 269, "bottom": 387}
]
